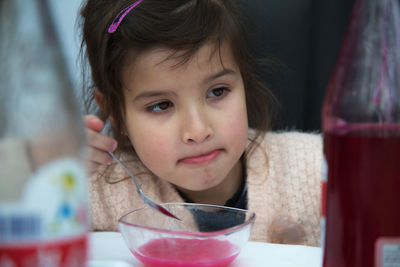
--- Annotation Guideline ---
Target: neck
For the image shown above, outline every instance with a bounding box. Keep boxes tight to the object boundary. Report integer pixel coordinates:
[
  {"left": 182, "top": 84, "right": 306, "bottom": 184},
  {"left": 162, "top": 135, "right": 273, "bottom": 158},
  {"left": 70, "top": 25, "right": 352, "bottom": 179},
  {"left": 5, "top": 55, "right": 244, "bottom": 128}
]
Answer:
[{"left": 176, "top": 158, "right": 243, "bottom": 206}]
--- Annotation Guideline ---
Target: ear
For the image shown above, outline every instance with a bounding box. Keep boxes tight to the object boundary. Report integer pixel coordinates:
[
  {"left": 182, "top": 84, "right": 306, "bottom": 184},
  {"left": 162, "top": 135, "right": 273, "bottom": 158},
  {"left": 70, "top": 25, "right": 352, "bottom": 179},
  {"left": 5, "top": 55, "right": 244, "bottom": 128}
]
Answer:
[
  {"left": 94, "top": 90, "right": 104, "bottom": 111},
  {"left": 94, "top": 91, "right": 114, "bottom": 124}
]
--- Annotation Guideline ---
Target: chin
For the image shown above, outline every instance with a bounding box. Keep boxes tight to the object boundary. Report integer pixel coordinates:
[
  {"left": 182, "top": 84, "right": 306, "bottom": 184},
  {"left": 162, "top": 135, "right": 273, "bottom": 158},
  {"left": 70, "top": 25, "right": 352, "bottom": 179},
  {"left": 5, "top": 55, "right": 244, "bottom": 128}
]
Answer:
[{"left": 191, "top": 178, "right": 225, "bottom": 192}]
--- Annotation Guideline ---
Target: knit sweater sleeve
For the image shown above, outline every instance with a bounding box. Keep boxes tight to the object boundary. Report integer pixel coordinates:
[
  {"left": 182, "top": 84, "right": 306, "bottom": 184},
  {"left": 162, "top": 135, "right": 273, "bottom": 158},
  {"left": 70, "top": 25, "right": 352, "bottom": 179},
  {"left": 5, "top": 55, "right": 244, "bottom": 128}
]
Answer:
[
  {"left": 247, "top": 131, "right": 322, "bottom": 246},
  {"left": 89, "top": 154, "right": 184, "bottom": 232}
]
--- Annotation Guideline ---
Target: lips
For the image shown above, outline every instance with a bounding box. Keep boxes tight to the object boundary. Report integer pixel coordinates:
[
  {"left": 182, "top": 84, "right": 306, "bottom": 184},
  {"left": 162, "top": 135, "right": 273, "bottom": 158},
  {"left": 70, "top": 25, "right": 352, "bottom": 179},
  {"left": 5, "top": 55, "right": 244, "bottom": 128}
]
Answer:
[{"left": 180, "top": 149, "right": 221, "bottom": 164}]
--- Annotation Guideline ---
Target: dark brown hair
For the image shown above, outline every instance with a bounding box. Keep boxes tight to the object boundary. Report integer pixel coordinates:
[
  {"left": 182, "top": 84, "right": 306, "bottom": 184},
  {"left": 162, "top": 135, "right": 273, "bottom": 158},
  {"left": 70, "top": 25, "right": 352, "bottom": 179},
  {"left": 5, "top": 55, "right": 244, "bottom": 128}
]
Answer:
[{"left": 80, "top": 0, "right": 277, "bottom": 159}]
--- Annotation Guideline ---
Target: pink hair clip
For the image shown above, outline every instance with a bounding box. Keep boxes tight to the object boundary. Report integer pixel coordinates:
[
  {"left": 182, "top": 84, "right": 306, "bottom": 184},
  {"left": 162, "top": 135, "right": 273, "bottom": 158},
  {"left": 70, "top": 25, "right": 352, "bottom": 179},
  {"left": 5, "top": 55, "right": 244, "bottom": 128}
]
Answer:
[{"left": 108, "top": 0, "right": 143, "bottom": 34}]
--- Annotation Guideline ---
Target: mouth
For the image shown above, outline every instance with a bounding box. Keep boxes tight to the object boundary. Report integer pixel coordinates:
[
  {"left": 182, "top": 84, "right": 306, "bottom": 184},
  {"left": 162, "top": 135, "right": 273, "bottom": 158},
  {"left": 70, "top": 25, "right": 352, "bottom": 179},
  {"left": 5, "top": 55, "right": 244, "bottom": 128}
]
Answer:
[{"left": 179, "top": 149, "right": 222, "bottom": 164}]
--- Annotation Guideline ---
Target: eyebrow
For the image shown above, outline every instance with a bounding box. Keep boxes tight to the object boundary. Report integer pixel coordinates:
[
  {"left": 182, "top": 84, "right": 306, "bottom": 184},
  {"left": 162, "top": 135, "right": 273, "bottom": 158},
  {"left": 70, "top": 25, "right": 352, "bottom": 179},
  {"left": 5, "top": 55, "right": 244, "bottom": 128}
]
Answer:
[
  {"left": 133, "top": 68, "right": 237, "bottom": 102},
  {"left": 133, "top": 91, "right": 177, "bottom": 102},
  {"left": 203, "top": 68, "right": 237, "bottom": 84}
]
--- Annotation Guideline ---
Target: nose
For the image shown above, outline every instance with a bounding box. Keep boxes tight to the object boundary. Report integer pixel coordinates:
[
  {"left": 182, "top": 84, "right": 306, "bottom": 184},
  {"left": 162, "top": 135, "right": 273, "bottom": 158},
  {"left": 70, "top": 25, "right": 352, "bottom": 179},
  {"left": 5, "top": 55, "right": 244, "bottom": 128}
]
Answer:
[{"left": 181, "top": 107, "right": 213, "bottom": 144}]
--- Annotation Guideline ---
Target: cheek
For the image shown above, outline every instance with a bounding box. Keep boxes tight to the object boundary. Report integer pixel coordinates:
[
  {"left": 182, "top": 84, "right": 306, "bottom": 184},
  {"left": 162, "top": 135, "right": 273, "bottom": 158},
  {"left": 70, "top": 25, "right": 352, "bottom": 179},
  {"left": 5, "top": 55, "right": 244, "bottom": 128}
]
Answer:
[
  {"left": 133, "top": 131, "right": 165, "bottom": 156},
  {"left": 128, "top": 126, "right": 175, "bottom": 168},
  {"left": 221, "top": 95, "right": 249, "bottom": 150},
  {"left": 229, "top": 112, "right": 248, "bottom": 149},
  {"left": 229, "top": 91, "right": 248, "bottom": 130}
]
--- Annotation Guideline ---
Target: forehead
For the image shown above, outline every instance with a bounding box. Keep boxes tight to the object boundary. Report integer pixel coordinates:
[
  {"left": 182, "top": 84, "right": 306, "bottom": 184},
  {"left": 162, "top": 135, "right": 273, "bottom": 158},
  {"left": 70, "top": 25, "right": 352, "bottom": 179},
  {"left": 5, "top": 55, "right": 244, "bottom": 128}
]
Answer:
[{"left": 122, "top": 41, "right": 239, "bottom": 84}]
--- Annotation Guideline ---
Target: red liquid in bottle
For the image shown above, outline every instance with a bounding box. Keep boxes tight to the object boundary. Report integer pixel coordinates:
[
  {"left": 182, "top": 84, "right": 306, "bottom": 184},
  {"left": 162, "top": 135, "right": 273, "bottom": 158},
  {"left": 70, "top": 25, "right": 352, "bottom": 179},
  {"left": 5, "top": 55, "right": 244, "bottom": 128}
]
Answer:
[
  {"left": 323, "top": 124, "right": 400, "bottom": 267},
  {"left": 0, "top": 233, "right": 88, "bottom": 267},
  {"left": 132, "top": 237, "right": 239, "bottom": 267}
]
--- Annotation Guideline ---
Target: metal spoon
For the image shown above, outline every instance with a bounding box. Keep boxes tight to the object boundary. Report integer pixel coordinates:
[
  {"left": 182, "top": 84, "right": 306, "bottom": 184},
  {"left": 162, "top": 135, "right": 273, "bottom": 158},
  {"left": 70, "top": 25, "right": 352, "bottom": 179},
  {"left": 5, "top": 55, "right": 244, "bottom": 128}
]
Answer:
[{"left": 108, "top": 151, "right": 181, "bottom": 220}]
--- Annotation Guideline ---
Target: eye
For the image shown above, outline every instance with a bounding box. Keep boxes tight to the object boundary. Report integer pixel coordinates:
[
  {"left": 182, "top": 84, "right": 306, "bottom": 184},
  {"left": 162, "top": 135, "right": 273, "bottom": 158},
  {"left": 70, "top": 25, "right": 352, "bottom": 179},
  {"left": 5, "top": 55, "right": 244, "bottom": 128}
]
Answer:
[
  {"left": 207, "top": 87, "right": 229, "bottom": 98},
  {"left": 147, "top": 101, "right": 173, "bottom": 113}
]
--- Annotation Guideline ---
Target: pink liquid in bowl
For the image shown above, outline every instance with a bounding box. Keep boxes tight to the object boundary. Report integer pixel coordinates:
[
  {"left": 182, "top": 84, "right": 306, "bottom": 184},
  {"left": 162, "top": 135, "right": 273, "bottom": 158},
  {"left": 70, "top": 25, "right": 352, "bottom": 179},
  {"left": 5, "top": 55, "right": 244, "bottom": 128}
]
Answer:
[{"left": 131, "top": 237, "right": 239, "bottom": 267}]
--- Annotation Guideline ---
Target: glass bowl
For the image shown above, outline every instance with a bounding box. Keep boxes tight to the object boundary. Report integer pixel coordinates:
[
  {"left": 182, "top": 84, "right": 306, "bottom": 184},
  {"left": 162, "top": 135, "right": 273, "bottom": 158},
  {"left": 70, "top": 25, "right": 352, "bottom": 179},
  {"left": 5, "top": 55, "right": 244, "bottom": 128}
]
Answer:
[{"left": 118, "top": 202, "right": 256, "bottom": 267}]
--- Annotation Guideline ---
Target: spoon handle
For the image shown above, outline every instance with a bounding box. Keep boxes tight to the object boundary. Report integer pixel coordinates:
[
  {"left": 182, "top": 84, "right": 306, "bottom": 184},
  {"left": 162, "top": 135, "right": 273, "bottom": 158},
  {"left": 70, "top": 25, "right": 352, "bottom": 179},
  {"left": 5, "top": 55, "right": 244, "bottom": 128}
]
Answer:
[
  {"left": 108, "top": 152, "right": 181, "bottom": 221},
  {"left": 108, "top": 152, "right": 141, "bottom": 194}
]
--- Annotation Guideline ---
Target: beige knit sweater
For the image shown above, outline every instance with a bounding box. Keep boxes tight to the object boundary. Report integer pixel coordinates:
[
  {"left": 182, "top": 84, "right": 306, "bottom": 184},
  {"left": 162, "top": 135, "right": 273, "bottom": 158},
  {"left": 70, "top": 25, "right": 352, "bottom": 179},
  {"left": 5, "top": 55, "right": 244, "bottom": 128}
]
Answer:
[{"left": 89, "top": 131, "right": 322, "bottom": 246}]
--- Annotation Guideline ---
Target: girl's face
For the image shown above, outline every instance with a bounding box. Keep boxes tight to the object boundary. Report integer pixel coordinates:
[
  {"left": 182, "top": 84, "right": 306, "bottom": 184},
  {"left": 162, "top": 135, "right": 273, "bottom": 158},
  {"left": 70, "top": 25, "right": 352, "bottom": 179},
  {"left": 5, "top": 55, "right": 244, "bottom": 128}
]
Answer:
[{"left": 121, "top": 42, "right": 248, "bottom": 201}]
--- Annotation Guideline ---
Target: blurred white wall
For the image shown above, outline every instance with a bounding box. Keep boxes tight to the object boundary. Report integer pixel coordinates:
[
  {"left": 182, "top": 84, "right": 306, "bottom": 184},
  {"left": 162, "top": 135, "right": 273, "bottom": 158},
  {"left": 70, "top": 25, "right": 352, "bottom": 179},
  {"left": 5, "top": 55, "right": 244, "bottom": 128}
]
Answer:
[{"left": 49, "top": 0, "right": 85, "bottom": 111}]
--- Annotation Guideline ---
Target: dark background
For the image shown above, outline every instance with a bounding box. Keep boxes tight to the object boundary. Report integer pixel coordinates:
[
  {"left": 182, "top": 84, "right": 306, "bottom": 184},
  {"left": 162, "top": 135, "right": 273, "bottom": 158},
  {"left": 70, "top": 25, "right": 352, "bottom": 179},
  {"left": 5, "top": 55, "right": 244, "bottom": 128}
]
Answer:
[{"left": 240, "top": 0, "right": 355, "bottom": 131}]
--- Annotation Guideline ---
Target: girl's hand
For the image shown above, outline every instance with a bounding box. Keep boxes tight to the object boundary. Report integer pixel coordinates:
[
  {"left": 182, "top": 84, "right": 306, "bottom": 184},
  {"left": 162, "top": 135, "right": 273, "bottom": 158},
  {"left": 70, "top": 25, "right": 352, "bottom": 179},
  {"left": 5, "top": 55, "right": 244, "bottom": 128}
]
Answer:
[{"left": 84, "top": 115, "right": 118, "bottom": 176}]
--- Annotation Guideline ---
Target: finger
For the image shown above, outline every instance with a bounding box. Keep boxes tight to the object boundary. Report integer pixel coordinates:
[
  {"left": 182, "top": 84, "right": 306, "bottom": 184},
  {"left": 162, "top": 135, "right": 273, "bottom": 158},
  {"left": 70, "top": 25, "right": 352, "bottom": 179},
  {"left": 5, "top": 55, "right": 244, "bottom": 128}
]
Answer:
[
  {"left": 83, "top": 114, "right": 104, "bottom": 132},
  {"left": 87, "top": 161, "right": 102, "bottom": 176},
  {"left": 86, "top": 128, "right": 118, "bottom": 152},
  {"left": 87, "top": 146, "right": 114, "bottom": 166}
]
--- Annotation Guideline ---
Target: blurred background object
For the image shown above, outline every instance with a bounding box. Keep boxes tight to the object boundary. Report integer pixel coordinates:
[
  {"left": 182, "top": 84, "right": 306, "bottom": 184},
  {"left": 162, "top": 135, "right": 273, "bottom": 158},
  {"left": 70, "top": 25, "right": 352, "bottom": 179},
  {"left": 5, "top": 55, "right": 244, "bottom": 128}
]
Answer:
[
  {"left": 52, "top": 0, "right": 355, "bottom": 131},
  {"left": 240, "top": 0, "right": 355, "bottom": 131},
  {"left": 321, "top": 0, "right": 400, "bottom": 265},
  {"left": 49, "top": 0, "right": 84, "bottom": 110},
  {"left": 0, "top": 0, "right": 88, "bottom": 265}
]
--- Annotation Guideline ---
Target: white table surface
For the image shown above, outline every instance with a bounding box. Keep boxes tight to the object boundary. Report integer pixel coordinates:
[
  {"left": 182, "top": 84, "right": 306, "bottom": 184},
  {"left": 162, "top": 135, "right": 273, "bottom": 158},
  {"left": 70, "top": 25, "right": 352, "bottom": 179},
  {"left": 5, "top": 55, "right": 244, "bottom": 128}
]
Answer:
[{"left": 88, "top": 232, "right": 322, "bottom": 267}]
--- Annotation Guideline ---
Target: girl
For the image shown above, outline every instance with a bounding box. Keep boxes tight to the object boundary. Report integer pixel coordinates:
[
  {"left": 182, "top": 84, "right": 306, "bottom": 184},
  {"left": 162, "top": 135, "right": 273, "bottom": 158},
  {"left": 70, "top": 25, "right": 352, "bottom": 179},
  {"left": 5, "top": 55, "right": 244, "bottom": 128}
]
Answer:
[{"left": 81, "top": 0, "right": 322, "bottom": 246}]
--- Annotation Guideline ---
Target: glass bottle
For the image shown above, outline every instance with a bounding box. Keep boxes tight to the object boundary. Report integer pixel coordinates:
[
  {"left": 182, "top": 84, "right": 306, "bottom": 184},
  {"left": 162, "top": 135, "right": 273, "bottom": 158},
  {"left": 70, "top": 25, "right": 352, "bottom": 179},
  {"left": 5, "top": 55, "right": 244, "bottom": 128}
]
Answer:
[
  {"left": 0, "top": 0, "right": 88, "bottom": 266},
  {"left": 321, "top": 0, "right": 400, "bottom": 266}
]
